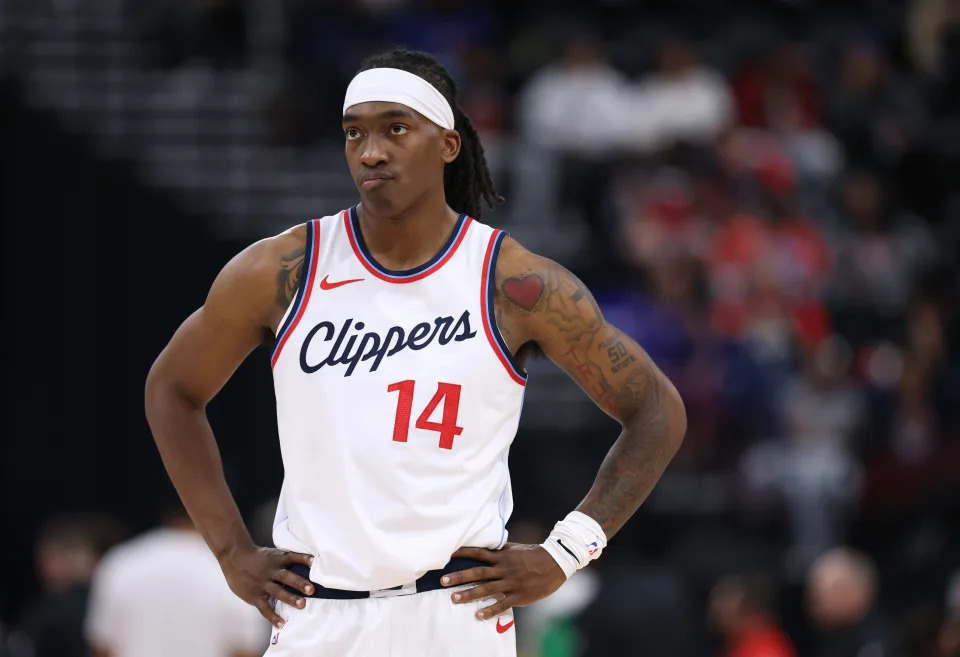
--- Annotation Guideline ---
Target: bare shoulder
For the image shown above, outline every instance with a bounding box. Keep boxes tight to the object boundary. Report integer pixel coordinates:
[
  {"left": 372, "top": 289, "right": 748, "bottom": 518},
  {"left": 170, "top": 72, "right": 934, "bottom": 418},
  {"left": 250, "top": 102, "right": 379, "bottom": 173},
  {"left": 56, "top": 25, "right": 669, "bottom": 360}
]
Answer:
[
  {"left": 266, "top": 223, "right": 310, "bottom": 314},
  {"left": 208, "top": 222, "right": 310, "bottom": 332},
  {"left": 494, "top": 235, "right": 548, "bottom": 281},
  {"left": 492, "top": 235, "right": 552, "bottom": 316},
  {"left": 493, "top": 235, "right": 605, "bottom": 342},
  {"left": 494, "top": 235, "right": 679, "bottom": 424}
]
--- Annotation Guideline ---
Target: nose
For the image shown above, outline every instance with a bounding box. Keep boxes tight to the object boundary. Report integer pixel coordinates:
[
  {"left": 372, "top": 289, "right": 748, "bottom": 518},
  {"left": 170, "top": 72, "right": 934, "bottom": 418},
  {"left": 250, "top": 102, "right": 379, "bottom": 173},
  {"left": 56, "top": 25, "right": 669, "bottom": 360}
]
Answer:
[{"left": 360, "top": 133, "right": 388, "bottom": 168}]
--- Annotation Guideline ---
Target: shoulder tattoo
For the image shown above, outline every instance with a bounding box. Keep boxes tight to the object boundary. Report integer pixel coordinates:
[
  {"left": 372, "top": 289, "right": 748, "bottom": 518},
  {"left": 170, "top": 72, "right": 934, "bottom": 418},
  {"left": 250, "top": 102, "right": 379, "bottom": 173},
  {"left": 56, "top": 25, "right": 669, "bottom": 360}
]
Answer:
[
  {"left": 500, "top": 273, "right": 546, "bottom": 311},
  {"left": 275, "top": 246, "right": 306, "bottom": 310}
]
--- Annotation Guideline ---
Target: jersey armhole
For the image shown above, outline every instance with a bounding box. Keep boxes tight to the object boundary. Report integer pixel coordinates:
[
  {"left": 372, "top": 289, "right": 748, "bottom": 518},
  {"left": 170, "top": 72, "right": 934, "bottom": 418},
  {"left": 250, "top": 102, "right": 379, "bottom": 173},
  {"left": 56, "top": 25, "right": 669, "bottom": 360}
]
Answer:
[
  {"left": 480, "top": 230, "right": 528, "bottom": 386},
  {"left": 271, "top": 219, "right": 321, "bottom": 368}
]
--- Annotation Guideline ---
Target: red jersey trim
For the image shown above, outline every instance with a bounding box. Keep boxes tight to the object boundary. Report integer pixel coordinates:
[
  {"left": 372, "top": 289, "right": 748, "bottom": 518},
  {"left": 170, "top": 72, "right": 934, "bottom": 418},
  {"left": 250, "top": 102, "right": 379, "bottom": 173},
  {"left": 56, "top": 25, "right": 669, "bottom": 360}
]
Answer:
[
  {"left": 271, "top": 218, "right": 320, "bottom": 368},
  {"left": 344, "top": 208, "right": 473, "bottom": 284},
  {"left": 481, "top": 230, "right": 527, "bottom": 386}
]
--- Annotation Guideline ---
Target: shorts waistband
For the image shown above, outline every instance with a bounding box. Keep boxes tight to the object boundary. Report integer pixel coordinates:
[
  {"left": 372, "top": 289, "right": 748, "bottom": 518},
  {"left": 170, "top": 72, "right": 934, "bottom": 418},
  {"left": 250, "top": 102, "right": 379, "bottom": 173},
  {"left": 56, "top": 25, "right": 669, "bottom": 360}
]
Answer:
[{"left": 286, "top": 557, "right": 487, "bottom": 600}]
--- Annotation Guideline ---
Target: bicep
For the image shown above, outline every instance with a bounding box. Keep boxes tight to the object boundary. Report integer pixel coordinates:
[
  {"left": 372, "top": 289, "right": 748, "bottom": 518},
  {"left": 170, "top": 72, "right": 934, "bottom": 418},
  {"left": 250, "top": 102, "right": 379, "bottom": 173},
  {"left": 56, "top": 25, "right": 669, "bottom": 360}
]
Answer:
[
  {"left": 147, "top": 248, "right": 278, "bottom": 407},
  {"left": 507, "top": 254, "right": 673, "bottom": 424},
  {"left": 545, "top": 319, "right": 670, "bottom": 425}
]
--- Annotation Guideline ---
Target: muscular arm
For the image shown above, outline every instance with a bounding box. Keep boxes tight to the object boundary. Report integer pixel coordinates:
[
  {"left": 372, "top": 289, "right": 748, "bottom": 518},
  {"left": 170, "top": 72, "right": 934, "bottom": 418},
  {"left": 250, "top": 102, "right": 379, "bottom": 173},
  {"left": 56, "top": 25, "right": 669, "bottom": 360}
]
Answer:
[
  {"left": 495, "top": 237, "right": 687, "bottom": 539},
  {"left": 144, "top": 227, "right": 306, "bottom": 559}
]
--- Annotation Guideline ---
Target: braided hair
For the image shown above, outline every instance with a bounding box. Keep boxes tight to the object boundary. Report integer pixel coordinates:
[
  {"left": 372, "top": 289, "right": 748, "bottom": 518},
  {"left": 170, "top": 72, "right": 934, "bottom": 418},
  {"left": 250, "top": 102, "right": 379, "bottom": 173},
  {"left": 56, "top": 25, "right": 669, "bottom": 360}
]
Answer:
[{"left": 357, "top": 49, "right": 504, "bottom": 219}]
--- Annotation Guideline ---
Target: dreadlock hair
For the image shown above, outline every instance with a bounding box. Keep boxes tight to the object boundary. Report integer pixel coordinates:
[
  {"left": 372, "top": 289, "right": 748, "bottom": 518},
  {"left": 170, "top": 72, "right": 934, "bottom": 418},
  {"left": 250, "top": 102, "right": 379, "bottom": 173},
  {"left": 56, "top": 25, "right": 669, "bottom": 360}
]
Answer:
[{"left": 357, "top": 49, "right": 504, "bottom": 219}]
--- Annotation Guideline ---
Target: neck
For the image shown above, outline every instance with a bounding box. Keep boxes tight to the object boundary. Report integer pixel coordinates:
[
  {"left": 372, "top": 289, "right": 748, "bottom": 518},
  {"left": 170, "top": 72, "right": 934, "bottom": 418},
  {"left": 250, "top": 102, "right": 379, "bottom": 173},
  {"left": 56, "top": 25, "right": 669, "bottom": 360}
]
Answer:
[{"left": 357, "top": 193, "right": 460, "bottom": 271}]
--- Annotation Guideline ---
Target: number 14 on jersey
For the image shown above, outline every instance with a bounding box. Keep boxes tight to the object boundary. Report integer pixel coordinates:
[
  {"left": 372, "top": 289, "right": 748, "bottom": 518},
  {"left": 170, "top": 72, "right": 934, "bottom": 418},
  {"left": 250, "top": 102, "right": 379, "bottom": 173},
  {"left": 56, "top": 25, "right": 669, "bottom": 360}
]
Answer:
[{"left": 387, "top": 381, "right": 463, "bottom": 449}]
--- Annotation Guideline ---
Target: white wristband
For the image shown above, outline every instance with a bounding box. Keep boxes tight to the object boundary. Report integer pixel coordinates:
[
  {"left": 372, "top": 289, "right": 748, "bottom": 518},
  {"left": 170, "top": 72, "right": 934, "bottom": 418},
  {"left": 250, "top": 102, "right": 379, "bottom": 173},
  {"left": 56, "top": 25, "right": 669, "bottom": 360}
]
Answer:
[{"left": 540, "top": 511, "right": 607, "bottom": 579}]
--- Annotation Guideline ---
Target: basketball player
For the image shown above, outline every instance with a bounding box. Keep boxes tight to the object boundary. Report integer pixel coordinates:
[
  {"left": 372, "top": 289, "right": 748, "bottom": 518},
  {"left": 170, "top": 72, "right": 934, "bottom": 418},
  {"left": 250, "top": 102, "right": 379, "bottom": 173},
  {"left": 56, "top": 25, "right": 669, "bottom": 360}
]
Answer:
[{"left": 145, "top": 49, "right": 686, "bottom": 656}]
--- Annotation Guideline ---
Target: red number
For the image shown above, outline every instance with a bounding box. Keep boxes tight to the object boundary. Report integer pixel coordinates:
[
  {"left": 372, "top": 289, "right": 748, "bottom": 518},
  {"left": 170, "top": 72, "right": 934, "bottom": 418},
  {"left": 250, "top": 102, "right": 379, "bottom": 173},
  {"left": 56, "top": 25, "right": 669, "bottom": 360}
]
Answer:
[
  {"left": 387, "top": 381, "right": 464, "bottom": 450},
  {"left": 386, "top": 380, "right": 415, "bottom": 443},
  {"left": 415, "top": 382, "right": 464, "bottom": 449}
]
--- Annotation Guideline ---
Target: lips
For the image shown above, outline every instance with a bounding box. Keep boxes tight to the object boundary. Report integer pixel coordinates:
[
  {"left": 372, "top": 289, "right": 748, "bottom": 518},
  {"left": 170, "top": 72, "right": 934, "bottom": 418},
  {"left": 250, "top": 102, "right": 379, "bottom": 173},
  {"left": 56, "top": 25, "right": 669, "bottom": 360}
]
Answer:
[{"left": 358, "top": 172, "right": 393, "bottom": 189}]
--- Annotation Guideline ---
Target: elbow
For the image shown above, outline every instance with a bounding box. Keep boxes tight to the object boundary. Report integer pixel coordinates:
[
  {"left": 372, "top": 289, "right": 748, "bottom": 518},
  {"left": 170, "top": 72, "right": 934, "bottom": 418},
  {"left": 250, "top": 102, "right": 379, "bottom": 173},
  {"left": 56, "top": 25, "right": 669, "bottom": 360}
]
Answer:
[
  {"left": 668, "top": 383, "right": 687, "bottom": 455},
  {"left": 659, "top": 375, "right": 687, "bottom": 456},
  {"left": 144, "top": 358, "right": 196, "bottom": 426},
  {"left": 144, "top": 359, "right": 166, "bottom": 423},
  {"left": 620, "top": 373, "right": 687, "bottom": 455}
]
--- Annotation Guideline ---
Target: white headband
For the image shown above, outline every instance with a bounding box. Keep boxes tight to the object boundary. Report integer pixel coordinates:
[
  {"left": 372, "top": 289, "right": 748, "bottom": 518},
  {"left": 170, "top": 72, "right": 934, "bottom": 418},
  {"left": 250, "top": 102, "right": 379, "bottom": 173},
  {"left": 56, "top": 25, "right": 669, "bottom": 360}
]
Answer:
[{"left": 343, "top": 68, "right": 455, "bottom": 130}]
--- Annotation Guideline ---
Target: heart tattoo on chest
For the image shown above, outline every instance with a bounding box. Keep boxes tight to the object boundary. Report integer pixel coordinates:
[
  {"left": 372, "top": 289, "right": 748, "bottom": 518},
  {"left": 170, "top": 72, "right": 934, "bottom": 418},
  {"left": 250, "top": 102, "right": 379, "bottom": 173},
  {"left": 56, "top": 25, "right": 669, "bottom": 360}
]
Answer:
[{"left": 501, "top": 274, "right": 545, "bottom": 311}]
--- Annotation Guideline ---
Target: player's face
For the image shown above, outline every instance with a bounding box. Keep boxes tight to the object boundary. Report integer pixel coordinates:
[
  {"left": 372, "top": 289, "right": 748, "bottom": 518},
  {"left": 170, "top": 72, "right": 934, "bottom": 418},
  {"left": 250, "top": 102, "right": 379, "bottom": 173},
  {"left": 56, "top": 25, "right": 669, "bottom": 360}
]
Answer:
[{"left": 342, "top": 101, "right": 460, "bottom": 214}]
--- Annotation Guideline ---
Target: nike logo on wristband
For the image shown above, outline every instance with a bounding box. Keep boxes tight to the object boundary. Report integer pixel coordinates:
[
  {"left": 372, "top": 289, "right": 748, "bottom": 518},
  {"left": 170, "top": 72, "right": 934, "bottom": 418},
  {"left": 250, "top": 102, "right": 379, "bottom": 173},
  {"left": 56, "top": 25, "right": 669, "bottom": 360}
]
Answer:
[{"left": 556, "top": 538, "right": 581, "bottom": 564}]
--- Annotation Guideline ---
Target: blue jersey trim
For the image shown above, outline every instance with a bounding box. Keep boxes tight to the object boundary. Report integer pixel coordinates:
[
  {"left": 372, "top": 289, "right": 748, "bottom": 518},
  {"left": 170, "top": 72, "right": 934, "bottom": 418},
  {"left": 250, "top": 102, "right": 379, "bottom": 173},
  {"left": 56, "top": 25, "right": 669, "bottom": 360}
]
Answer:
[
  {"left": 271, "top": 219, "right": 316, "bottom": 362},
  {"left": 485, "top": 231, "right": 528, "bottom": 381},
  {"left": 348, "top": 205, "right": 468, "bottom": 279}
]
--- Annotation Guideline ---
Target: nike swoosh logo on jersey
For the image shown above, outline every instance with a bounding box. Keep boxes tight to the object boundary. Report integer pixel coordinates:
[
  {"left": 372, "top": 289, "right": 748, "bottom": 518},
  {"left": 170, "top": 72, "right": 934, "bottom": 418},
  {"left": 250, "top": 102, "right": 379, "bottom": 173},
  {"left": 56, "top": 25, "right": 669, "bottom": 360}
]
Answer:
[
  {"left": 496, "top": 618, "right": 515, "bottom": 634},
  {"left": 319, "top": 275, "right": 364, "bottom": 290}
]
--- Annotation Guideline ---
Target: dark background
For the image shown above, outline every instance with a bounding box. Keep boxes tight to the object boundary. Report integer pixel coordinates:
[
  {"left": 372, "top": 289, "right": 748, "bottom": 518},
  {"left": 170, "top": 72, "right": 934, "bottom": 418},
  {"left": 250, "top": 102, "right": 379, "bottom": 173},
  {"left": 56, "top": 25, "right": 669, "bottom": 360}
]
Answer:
[{"left": 2, "top": 1, "right": 959, "bottom": 656}]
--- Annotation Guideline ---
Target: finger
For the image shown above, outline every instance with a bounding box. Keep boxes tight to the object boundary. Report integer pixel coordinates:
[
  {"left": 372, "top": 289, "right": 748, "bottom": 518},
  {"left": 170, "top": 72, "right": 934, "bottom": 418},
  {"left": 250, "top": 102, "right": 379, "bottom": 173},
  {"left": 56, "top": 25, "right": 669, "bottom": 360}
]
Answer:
[
  {"left": 280, "top": 551, "right": 315, "bottom": 569},
  {"left": 476, "top": 597, "right": 514, "bottom": 620},
  {"left": 441, "top": 566, "right": 498, "bottom": 587},
  {"left": 275, "top": 568, "right": 315, "bottom": 596},
  {"left": 451, "top": 581, "right": 507, "bottom": 604},
  {"left": 266, "top": 581, "right": 307, "bottom": 611},
  {"left": 255, "top": 596, "right": 286, "bottom": 629},
  {"left": 452, "top": 546, "right": 499, "bottom": 563}
]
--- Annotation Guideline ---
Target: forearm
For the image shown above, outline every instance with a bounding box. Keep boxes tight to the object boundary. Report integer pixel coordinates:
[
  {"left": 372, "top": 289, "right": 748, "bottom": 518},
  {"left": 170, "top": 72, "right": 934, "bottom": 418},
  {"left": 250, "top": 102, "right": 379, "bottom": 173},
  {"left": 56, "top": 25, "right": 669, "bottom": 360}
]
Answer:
[
  {"left": 145, "top": 375, "right": 253, "bottom": 558},
  {"left": 576, "top": 385, "right": 686, "bottom": 539}
]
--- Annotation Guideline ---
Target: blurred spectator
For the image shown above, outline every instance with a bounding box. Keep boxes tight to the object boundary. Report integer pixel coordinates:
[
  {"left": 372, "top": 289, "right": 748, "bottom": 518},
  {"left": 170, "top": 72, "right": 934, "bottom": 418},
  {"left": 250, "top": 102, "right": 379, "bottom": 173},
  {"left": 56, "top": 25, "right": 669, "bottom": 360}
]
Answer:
[
  {"left": 459, "top": 45, "right": 509, "bottom": 139},
  {"left": 877, "top": 290, "right": 950, "bottom": 464},
  {"left": 732, "top": 43, "right": 821, "bottom": 131},
  {"left": 517, "top": 34, "right": 627, "bottom": 255},
  {"left": 709, "top": 198, "right": 832, "bottom": 361},
  {"left": 825, "top": 40, "right": 927, "bottom": 170},
  {"left": 907, "top": 0, "right": 960, "bottom": 78},
  {"left": 828, "top": 170, "right": 935, "bottom": 344},
  {"left": 888, "top": 353, "right": 940, "bottom": 465},
  {"left": 807, "top": 548, "right": 901, "bottom": 657},
  {"left": 708, "top": 574, "right": 797, "bottom": 657},
  {"left": 0, "top": 623, "right": 31, "bottom": 657},
  {"left": 18, "top": 514, "right": 123, "bottom": 657},
  {"left": 938, "top": 571, "right": 960, "bottom": 657},
  {"left": 84, "top": 501, "right": 266, "bottom": 657},
  {"left": 743, "top": 338, "right": 864, "bottom": 575},
  {"left": 624, "top": 37, "right": 733, "bottom": 153},
  {"left": 781, "top": 336, "right": 864, "bottom": 453},
  {"left": 518, "top": 35, "right": 627, "bottom": 156}
]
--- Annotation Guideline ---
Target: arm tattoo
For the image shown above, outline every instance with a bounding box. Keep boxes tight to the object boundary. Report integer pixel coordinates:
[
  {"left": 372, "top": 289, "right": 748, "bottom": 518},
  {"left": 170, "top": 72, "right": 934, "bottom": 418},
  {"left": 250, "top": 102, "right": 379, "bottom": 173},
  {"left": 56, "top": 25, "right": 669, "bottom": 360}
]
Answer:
[
  {"left": 500, "top": 274, "right": 545, "bottom": 311},
  {"left": 275, "top": 247, "right": 305, "bottom": 310},
  {"left": 577, "top": 334, "right": 672, "bottom": 537},
  {"left": 499, "top": 256, "right": 680, "bottom": 539},
  {"left": 568, "top": 272, "right": 604, "bottom": 324}
]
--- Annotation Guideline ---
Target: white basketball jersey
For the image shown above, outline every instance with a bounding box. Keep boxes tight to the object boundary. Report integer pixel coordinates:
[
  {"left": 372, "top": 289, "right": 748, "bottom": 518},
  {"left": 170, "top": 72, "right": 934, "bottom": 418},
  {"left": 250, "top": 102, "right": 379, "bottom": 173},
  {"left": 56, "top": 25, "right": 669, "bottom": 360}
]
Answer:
[{"left": 270, "top": 207, "right": 527, "bottom": 591}]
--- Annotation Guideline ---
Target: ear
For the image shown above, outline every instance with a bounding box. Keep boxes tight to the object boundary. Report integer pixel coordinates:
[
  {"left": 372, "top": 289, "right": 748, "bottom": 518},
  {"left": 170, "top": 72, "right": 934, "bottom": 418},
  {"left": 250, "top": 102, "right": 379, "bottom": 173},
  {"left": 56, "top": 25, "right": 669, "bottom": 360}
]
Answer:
[{"left": 440, "top": 129, "right": 461, "bottom": 164}]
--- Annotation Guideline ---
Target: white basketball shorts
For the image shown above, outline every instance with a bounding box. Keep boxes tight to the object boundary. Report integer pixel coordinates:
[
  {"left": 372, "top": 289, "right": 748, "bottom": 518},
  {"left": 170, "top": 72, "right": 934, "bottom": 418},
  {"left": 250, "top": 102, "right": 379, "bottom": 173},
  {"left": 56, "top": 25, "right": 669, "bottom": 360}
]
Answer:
[{"left": 263, "top": 584, "right": 516, "bottom": 656}]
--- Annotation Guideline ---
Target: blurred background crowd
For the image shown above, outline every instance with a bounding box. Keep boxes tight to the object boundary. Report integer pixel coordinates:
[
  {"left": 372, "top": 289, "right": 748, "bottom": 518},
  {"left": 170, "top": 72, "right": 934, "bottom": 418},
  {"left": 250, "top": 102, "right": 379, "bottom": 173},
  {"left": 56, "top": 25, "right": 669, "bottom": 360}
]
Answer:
[{"left": 1, "top": 0, "right": 958, "bottom": 656}]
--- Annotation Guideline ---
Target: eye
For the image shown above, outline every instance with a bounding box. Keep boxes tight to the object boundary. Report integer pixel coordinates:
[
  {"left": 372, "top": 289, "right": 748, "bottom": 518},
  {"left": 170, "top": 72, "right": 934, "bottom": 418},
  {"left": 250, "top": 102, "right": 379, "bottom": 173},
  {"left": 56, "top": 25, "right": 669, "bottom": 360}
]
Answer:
[
  {"left": 389, "top": 124, "right": 409, "bottom": 136},
  {"left": 345, "top": 127, "right": 361, "bottom": 141}
]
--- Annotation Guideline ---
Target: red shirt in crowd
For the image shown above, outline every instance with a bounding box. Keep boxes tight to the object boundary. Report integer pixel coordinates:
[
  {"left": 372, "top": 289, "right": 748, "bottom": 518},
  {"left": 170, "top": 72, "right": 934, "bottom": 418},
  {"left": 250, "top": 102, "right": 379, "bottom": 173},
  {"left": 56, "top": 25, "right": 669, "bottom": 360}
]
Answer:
[{"left": 726, "top": 619, "right": 798, "bottom": 657}]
